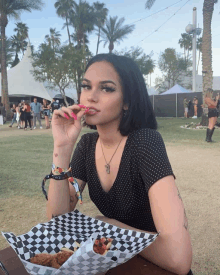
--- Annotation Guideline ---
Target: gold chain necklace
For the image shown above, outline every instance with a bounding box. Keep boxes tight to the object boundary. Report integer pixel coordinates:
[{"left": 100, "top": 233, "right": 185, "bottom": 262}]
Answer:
[{"left": 100, "top": 137, "right": 124, "bottom": 174}]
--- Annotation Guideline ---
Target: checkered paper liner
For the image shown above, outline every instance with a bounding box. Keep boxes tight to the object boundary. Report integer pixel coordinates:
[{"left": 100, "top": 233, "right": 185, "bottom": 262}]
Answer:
[{"left": 2, "top": 209, "right": 159, "bottom": 275}]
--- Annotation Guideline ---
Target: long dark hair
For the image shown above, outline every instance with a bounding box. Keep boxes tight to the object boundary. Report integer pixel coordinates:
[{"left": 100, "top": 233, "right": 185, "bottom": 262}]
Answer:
[{"left": 82, "top": 54, "right": 157, "bottom": 136}]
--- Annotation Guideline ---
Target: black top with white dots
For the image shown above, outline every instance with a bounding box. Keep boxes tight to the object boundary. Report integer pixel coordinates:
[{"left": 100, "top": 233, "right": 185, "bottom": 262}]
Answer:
[{"left": 70, "top": 128, "right": 175, "bottom": 233}]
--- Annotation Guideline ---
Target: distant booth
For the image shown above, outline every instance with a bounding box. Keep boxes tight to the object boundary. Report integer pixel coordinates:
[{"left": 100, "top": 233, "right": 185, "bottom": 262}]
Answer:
[{"left": 149, "top": 84, "right": 219, "bottom": 118}]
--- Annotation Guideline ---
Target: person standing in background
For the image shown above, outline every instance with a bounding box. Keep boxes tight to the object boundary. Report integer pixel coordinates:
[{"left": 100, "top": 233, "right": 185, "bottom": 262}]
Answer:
[
  {"left": 16, "top": 103, "right": 21, "bottom": 128},
  {"left": 183, "top": 97, "right": 190, "bottom": 118},
  {"left": 42, "top": 98, "right": 50, "bottom": 129},
  {"left": 192, "top": 97, "right": 198, "bottom": 119},
  {"left": 205, "top": 88, "right": 219, "bottom": 142},
  {"left": 0, "top": 102, "right": 6, "bottom": 124},
  {"left": 23, "top": 101, "right": 32, "bottom": 130},
  {"left": 19, "top": 102, "right": 25, "bottom": 129},
  {"left": 50, "top": 99, "right": 60, "bottom": 114},
  {"left": 9, "top": 104, "right": 17, "bottom": 127},
  {"left": 30, "top": 98, "right": 43, "bottom": 129}
]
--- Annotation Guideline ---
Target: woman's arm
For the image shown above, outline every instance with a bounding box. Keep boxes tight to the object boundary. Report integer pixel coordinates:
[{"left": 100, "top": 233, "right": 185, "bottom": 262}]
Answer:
[
  {"left": 46, "top": 146, "right": 86, "bottom": 219},
  {"left": 96, "top": 176, "right": 192, "bottom": 275},
  {"left": 205, "top": 97, "right": 218, "bottom": 107}
]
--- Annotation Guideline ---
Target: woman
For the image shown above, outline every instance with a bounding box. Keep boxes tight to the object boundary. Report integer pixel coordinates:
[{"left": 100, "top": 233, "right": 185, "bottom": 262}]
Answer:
[
  {"left": 8, "top": 104, "right": 17, "bottom": 127},
  {"left": 192, "top": 97, "right": 198, "bottom": 119},
  {"left": 46, "top": 54, "right": 193, "bottom": 275},
  {"left": 205, "top": 88, "right": 219, "bottom": 142},
  {"left": 42, "top": 98, "right": 50, "bottom": 129},
  {"left": 16, "top": 103, "right": 21, "bottom": 128},
  {"left": 23, "top": 101, "right": 32, "bottom": 130},
  {"left": 19, "top": 102, "right": 25, "bottom": 129}
]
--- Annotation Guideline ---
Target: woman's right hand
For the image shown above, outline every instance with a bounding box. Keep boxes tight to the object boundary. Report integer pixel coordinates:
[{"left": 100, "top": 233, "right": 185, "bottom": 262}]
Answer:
[{"left": 52, "top": 104, "right": 88, "bottom": 149}]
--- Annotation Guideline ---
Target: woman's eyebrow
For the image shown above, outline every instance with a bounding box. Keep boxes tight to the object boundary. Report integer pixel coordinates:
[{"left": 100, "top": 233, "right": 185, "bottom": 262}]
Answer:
[{"left": 83, "top": 78, "right": 116, "bottom": 86}]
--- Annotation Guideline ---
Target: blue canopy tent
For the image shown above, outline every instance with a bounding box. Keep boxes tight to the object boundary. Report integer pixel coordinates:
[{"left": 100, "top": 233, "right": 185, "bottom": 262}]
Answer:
[{"left": 161, "top": 84, "right": 192, "bottom": 95}]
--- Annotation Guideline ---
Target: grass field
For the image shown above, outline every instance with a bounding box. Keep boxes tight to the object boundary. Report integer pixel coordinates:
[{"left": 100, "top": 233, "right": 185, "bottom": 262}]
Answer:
[{"left": 0, "top": 117, "right": 220, "bottom": 275}]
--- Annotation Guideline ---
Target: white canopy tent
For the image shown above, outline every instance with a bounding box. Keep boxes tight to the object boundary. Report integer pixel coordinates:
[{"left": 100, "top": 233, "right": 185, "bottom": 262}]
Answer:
[{"left": 0, "top": 43, "right": 52, "bottom": 101}]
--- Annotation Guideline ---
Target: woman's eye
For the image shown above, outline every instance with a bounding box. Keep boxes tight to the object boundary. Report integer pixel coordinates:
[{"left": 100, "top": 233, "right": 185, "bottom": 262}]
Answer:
[
  {"left": 80, "top": 84, "right": 90, "bottom": 90},
  {"left": 101, "top": 86, "right": 115, "bottom": 92}
]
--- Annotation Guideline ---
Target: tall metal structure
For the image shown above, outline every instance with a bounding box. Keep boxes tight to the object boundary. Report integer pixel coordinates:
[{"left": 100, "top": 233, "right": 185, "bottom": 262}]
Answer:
[{"left": 185, "top": 7, "right": 202, "bottom": 93}]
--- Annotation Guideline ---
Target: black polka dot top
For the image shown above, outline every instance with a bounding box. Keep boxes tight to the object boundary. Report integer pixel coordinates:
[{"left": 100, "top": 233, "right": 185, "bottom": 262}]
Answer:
[{"left": 70, "top": 128, "right": 175, "bottom": 233}]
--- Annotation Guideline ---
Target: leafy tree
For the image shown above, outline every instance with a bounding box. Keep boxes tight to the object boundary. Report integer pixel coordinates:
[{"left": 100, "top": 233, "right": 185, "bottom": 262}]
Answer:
[
  {"left": 100, "top": 16, "right": 135, "bottom": 53},
  {"left": 155, "top": 48, "right": 192, "bottom": 93},
  {"left": 31, "top": 43, "right": 92, "bottom": 104},
  {"left": 114, "top": 46, "right": 155, "bottom": 76},
  {"left": 0, "top": 0, "right": 44, "bottom": 118},
  {"left": 93, "top": 1, "right": 108, "bottom": 54},
  {"left": 54, "top": 0, "right": 75, "bottom": 45},
  {"left": 45, "top": 28, "right": 61, "bottom": 51}
]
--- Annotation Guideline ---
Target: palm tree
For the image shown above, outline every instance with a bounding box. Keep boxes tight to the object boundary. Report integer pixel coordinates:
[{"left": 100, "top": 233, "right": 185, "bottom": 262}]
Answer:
[
  {"left": 0, "top": 36, "right": 14, "bottom": 70},
  {"left": 10, "top": 34, "right": 22, "bottom": 67},
  {"left": 93, "top": 2, "right": 108, "bottom": 55},
  {"left": 69, "top": 0, "right": 96, "bottom": 50},
  {"left": 54, "top": 0, "right": 75, "bottom": 46},
  {"left": 14, "top": 22, "right": 29, "bottom": 56},
  {"left": 100, "top": 16, "right": 135, "bottom": 53},
  {"left": 0, "top": 0, "right": 44, "bottom": 118},
  {"left": 196, "top": 37, "right": 202, "bottom": 73},
  {"left": 202, "top": 0, "right": 218, "bottom": 94},
  {"left": 178, "top": 33, "right": 192, "bottom": 62},
  {"left": 45, "top": 28, "right": 61, "bottom": 51}
]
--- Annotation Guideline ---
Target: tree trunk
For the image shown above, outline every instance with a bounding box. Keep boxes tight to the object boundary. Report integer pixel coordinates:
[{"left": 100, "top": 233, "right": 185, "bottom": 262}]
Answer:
[
  {"left": 66, "top": 17, "right": 71, "bottom": 46},
  {"left": 109, "top": 41, "right": 114, "bottom": 54},
  {"left": 96, "top": 27, "right": 101, "bottom": 55},
  {"left": 61, "top": 88, "right": 69, "bottom": 107},
  {"left": 201, "top": 0, "right": 215, "bottom": 125},
  {"left": 1, "top": 14, "right": 10, "bottom": 120}
]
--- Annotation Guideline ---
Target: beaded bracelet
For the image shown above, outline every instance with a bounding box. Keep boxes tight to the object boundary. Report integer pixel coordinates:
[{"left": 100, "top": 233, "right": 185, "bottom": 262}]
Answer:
[{"left": 42, "top": 164, "right": 82, "bottom": 204}]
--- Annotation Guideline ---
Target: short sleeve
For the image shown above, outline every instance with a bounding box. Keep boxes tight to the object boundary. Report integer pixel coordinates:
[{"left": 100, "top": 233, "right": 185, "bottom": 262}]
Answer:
[
  {"left": 70, "top": 134, "right": 87, "bottom": 182},
  {"left": 135, "top": 129, "right": 175, "bottom": 193}
]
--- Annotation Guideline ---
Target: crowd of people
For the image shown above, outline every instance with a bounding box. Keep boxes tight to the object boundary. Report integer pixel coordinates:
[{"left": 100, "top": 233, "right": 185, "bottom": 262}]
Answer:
[{"left": 8, "top": 98, "right": 62, "bottom": 130}]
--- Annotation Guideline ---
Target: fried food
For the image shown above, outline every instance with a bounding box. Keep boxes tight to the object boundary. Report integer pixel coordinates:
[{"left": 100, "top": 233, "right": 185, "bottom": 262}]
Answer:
[
  {"left": 93, "top": 237, "right": 113, "bottom": 256},
  {"left": 30, "top": 237, "right": 113, "bottom": 269}
]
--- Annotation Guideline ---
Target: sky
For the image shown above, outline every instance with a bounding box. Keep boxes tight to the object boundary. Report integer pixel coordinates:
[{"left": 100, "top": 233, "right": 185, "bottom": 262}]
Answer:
[{"left": 5, "top": 0, "right": 220, "bottom": 87}]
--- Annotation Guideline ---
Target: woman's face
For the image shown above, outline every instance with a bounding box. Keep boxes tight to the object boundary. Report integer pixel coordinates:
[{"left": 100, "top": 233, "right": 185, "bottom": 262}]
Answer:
[{"left": 80, "top": 61, "right": 127, "bottom": 128}]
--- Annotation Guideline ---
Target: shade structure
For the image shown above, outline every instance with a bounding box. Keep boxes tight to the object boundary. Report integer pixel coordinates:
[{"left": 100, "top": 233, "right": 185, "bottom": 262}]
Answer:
[
  {"left": 161, "top": 84, "right": 192, "bottom": 95},
  {"left": 0, "top": 43, "right": 52, "bottom": 101}
]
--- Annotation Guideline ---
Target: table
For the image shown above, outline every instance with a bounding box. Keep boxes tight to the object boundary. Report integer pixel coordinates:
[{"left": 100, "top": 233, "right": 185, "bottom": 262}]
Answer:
[{"left": 0, "top": 246, "right": 177, "bottom": 275}]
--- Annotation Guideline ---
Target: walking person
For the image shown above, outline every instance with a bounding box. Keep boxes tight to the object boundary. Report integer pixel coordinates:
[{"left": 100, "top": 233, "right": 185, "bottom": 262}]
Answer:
[
  {"left": 23, "top": 101, "right": 32, "bottom": 130},
  {"left": 30, "top": 98, "right": 43, "bottom": 129},
  {"left": 42, "top": 98, "right": 50, "bottom": 129},
  {"left": 192, "top": 97, "right": 198, "bottom": 119},
  {"left": 0, "top": 103, "right": 6, "bottom": 124},
  {"left": 8, "top": 104, "right": 17, "bottom": 127},
  {"left": 45, "top": 54, "right": 193, "bottom": 275},
  {"left": 205, "top": 88, "right": 219, "bottom": 142},
  {"left": 183, "top": 97, "right": 190, "bottom": 118}
]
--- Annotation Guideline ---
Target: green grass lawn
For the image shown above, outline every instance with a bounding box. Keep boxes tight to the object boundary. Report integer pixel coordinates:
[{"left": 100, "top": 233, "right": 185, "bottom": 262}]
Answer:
[
  {"left": 0, "top": 117, "right": 219, "bottom": 200},
  {"left": 0, "top": 118, "right": 220, "bottom": 275}
]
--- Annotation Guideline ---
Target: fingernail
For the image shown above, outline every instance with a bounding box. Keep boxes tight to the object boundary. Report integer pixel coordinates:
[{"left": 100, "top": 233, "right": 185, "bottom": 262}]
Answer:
[
  {"left": 71, "top": 112, "right": 77, "bottom": 120},
  {"left": 64, "top": 113, "right": 69, "bottom": 120},
  {"left": 78, "top": 104, "right": 86, "bottom": 108}
]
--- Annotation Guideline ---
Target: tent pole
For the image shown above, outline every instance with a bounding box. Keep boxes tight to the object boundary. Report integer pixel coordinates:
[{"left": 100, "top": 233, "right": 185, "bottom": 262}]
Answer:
[
  {"left": 153, "top": 95, "right": 154, "bottom": 110},
  {"left": 176, "top": 93, "right": 177, "bottom": 118}
]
